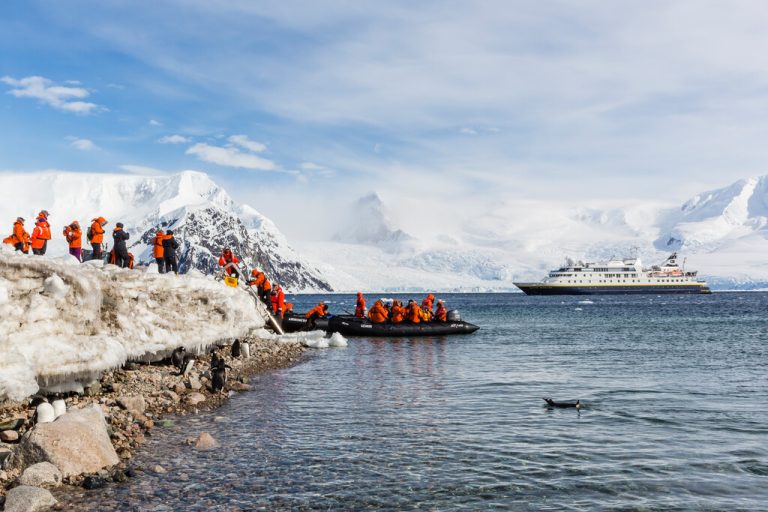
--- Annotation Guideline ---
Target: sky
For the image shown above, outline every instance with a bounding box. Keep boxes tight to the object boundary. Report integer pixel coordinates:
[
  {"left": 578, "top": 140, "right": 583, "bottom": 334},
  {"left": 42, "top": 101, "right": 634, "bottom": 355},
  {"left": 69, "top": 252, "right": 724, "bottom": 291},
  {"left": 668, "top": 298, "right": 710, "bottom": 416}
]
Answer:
[{"left": 2, "top": 1, "right": 768, "bottom": 241}]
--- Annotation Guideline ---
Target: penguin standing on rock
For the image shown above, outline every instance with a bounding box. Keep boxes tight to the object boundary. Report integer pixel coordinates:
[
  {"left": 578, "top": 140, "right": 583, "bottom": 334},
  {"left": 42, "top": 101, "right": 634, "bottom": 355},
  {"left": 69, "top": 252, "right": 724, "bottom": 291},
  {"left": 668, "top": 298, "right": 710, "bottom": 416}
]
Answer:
[
  {"left": 178, "top": 354, "right": 196, "bottom": 376},
  {"left": 171, "top": 346, "right": 186, "bottom": 371},
  {"left": 231, "top": 339, "right": 241, "bottom": 358},
  {"left": 211, "top": 360, "right": 232, "bottom": 393}
]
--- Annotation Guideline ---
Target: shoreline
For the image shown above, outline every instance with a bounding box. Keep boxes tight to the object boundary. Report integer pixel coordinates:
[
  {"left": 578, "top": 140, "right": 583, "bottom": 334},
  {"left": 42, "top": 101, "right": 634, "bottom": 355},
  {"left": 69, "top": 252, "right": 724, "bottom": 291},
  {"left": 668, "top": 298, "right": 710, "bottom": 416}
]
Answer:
[{"left": 0, "top": 335, "right": 305, "bottom": 505}]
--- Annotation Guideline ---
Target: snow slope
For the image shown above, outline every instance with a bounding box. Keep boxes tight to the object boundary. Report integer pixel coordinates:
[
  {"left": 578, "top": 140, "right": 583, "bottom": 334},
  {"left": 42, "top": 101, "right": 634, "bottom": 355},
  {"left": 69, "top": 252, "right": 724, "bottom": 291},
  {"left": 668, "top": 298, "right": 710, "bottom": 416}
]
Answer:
[
  {"left": 0, "top": 248, "right": 266, "bottom": 402},
  {"left": 0, "top": 171, "right": 331, "bottom": 292}
]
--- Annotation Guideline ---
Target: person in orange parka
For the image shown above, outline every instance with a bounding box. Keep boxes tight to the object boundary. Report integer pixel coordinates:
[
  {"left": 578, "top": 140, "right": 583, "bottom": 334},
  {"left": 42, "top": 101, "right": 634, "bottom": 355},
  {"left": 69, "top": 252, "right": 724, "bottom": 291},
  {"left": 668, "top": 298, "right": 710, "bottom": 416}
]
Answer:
[
  {"left": 270, "top": 283, "right": 286, "bottom": 319},
  {"left": 218, "top": 248, "right": 239, "bottom": 277},
  {"left": 434, "top": 300, "right": 448, "bottom": 322},
  {"left": 3, "top": 217, "right": 30, "bottom": 253},
  {"left": 367, "top": 300, "right": 389, "bottom": 324},
  {"left": 390, "top": 300, "right": 406, "bottom": 324},
  {"left": 63, "top": 221, "right": 82, "bottom": 261},
  {"left": 421, "top": 293, "right": 435, "bottom": 312},
  {"left": 305, "top": 301, "right": 329, "bottom": 330},
  {"left": 355, "top": 292, "right": 366, "bottom": 318},
  {"left": 89, "top": 217, "right": 107, "bottom": 261},
  {"left": 30, "top": 215, "right": 52, "bottom": 255},
  {"left": 153, "top": 230, "right": 166, "bottom": 273},
  {"left": 406, "top": 299, "right": 422, "bottom": 324}
]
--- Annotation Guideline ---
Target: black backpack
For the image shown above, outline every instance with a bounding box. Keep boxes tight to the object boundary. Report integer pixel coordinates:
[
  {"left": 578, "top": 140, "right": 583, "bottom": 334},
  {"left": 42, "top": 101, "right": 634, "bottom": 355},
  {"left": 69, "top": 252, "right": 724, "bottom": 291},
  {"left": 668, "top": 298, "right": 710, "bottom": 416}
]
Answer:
[{"left": 86, "top": 226, "right": 93, "bottom": 241}]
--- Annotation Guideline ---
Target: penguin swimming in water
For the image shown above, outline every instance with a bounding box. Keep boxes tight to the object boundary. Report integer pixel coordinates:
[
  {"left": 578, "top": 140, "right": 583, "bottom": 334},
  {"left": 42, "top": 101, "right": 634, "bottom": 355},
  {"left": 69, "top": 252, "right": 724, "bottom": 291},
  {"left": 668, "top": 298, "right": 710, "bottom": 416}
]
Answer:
[
  {"left": 543, "top": 398, "right": 583, "bottom": 410},
  {"left": 211, "top": 361, "right": 233, "bottom": 393},
  {"left": 171, "top": 346, "right": 186, "bottom": 371},
  {"left": 231, "top": 339, "right": 241, "bottom": 358}
]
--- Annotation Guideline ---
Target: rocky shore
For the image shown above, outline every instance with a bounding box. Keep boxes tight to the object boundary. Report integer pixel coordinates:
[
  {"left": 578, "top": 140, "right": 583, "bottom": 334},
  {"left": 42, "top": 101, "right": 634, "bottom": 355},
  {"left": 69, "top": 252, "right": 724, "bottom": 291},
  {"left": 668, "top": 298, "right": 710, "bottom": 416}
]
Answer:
[{"left": 0, "top": 336, "right": 304, "bottom": 511}]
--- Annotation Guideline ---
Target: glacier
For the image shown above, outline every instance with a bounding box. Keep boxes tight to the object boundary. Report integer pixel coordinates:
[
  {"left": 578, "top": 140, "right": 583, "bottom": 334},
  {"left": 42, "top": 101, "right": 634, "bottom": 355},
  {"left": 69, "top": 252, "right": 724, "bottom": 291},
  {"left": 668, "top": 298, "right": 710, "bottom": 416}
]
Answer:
[{"left": 0, "top": 248, "right": 266, "bottom": 402}]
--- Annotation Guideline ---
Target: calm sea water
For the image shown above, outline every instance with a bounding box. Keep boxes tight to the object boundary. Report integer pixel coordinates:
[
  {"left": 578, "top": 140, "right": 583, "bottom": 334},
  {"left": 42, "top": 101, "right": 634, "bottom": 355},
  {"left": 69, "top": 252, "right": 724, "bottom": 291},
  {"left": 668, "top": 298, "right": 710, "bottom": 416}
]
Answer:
[{"left": 61, "top": 293, "right": 768, "bottom": 511}]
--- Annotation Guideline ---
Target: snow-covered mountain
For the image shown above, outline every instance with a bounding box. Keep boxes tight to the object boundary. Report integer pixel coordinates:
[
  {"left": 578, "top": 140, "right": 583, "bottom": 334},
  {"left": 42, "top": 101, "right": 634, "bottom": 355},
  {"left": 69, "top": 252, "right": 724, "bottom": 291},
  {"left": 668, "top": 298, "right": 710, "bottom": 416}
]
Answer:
[
  {"left": 0, "top": 171, "right": 331, "bottom": 292},
  {"left": 298, "top": 176, "right": 768, "bottom": 291}
]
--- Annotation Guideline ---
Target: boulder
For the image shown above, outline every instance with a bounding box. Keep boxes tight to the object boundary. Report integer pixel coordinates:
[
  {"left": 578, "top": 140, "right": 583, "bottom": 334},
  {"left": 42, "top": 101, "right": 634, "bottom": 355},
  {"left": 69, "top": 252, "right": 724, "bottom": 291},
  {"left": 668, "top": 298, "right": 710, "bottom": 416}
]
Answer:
[
  {"left": 193, "top": 432, "right": 219, "bottom": 450},
  {"left": 3, "top": 485, "right": 57, "bottom": 512},
  {"left": 0, "top": 429, "right": 19, "bottom": 442},
  {"left": 187, "top": 374, "right": 202, "bottom": 391},
  {"left": 18, "top": 462, "right": 62, "bottom": 488},
  {"left": 229, "top": 382, "right": 252, "bottom": 392},
  {"left": 13, "top": 404, "right": 119, "bottom": 477},
  {"left": 117, "top": 395, "right": 146, "bottom": 417},
  {"left": 186, "top": 393, "right": 206, "bottom": 406}
]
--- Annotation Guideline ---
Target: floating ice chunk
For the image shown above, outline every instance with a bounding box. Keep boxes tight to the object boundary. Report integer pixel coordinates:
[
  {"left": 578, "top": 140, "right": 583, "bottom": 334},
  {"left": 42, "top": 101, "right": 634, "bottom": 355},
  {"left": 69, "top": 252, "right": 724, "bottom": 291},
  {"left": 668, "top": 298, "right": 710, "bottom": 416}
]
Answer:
[
  {"left": 43, "top": 274, "right": 69, "bottom": 298},
  {"left": 304, "top": 336, "right": 330, "bottom": 349},
  {"left": 574, "top": 307, "right": 583, "bottom": 311},
  {"left": 577, "top": 300, "right": 594, "bottom": 305},
  {"left": 328, "top": 332, "right": 348, "bottom": 348}
]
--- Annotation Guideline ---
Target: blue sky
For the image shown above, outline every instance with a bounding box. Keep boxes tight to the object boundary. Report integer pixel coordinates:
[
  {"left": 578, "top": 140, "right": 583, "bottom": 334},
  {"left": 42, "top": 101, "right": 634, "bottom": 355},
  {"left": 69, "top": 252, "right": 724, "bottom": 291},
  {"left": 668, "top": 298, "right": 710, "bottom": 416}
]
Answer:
[{"left": 2, "top": 1, "right": 768, "bottom": 238}]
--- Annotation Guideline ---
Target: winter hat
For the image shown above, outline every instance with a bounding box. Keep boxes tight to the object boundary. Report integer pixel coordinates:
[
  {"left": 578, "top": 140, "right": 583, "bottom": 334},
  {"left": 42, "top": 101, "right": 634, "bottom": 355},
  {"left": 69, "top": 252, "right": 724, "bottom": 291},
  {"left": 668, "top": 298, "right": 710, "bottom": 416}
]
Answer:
[
  {"left": 17, "top": 217, "right": 24, "bottom": 222},
  {"left": 38, "top": 210, "right": 49, "bottom": 218},
  {"left": 167, "top": 230, "right": 174, "bottom": 235},
  {"left": 116, "top": 222, "right": 124, "bottom": 228}
]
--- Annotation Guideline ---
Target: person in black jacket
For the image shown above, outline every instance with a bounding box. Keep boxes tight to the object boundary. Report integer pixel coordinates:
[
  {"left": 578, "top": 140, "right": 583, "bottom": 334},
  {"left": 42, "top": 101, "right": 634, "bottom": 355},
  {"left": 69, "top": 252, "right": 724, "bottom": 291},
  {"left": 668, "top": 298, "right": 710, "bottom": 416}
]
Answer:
[
  {"left": 112, "top": 222, "right": 131, "bottom": 268},
  {"left": 162, "top": 230, "right": 180, "bottom": 274}
]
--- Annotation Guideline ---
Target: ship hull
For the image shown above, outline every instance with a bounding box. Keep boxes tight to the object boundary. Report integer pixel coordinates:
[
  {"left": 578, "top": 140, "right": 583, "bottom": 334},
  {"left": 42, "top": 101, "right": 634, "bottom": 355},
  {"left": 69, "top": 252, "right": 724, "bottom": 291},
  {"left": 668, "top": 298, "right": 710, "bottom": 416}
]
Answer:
[{"left": 514, "top": 283, "right": 712, "bottom": 295}]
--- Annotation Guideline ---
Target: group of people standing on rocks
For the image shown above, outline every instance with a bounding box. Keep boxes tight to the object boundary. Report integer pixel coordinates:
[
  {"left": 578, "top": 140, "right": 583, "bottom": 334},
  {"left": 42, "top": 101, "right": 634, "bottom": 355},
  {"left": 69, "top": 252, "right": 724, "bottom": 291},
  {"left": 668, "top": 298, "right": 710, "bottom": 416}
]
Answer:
[
  {"left": 356, "top": 292, "right": 448, "bottom": 324},
  {"left": 3, "top": 213, "right": 179, "bottom": 271},
  {"left": 217, "top": 247, "right": 292, "bottom": 322}
]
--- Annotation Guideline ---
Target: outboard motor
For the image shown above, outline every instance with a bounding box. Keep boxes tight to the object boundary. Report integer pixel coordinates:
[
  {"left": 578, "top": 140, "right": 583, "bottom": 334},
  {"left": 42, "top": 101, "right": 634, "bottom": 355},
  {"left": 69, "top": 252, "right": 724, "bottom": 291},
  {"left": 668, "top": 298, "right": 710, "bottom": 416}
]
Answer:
[{"left": 447, "top": 309, "right": 461, "bottom": 322}]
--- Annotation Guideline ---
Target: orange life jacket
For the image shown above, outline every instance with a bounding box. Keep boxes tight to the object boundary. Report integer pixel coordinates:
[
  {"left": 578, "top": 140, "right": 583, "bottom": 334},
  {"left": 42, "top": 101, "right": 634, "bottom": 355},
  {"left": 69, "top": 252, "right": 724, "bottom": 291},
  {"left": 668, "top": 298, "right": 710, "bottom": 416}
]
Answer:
[
  {"left": 30, "top": 220, "right": 51, "bottom": 249},
  {"left": 64, "top": 225, "right": 82, "bottom": 249},
  {"left": 435, "top": 305, "right": 447, "bottom": 322},
  {"left": 153, "top": 231, "right": 166, "bottom": 258},
  {"left": 390, "top": 303, "right": 406, "bottom": 323},
  {"left": 305, "top": 304, "right": 326, "bottom": 319},
  {"left": 90, "top": 218, "right": 106, "bottom": 244},
  {"left": 406, "top": 303, "right": 421, "bottom": 323},
  {"left": 368, "top": 301, "right": 388, "bottom": 323},
  {"left": 4, "top": 220, "right": 29, "bottom": 248},
  {"left": 355, "top": 293, "right": 366, "bottom": 317}
]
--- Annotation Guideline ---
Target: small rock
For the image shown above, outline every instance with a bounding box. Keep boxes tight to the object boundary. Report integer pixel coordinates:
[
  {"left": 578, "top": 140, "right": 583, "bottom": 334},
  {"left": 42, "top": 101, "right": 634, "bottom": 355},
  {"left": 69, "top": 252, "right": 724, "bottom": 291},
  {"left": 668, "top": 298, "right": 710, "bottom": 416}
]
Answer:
[
  {"left": 0, "top": 418, "right": 24, "bottom": 431},
  {"left": 186, "top": 393, "right": 206, "bottom": 406},
  {"left": 0, "top": 429, "right": 19, "bottom": 442},
  {"left": 84, "top": 382, "right": 102, "bottom": 397},
  {"left": 0, "top": 447, "right": 13, "bottom": 465},
  {"left": 193, "top": 432, "right": 219, "bottom": 450},
  {"left": 19, "top": 462, "right": 63, "bottom": 488},
  {"left": 173, "top": 383, "right": 186, "bottom": 395},
  {"left": 3, "top": 485, "right": 57, "bottom": 512},
  {"left": 187, "top": 374, "right": 202, "bottom": 391},
  {"left": 152, "top": 464, "right": 166, "bottom": 474},
  {"left": 82, "top": 475, "right": 107, "bottom": 489},
  {"left": 117, "top": 396, "right": 147, "bottom": 417},
  {"left": 123, "top": 362, "right": 139, "bottom": 371},
  {"left": 112, "top": 470, "right": 127, "bottom": 483},
  {"left": 124, "top": 467, "right": 137, "bottom": 478},
  {"left": 157, "top": 419, "right": 174, "bottom": 428},
  {"left": 229, "top": 382, "right": 252, "bottom": 392},
  {"left": 162, "top": 390, "right": 180, "bottom": 403}
]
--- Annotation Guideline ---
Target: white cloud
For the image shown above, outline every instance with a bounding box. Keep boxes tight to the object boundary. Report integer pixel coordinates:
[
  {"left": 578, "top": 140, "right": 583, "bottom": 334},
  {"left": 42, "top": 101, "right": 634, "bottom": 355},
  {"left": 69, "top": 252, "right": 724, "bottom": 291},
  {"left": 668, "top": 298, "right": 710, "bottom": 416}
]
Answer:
[
  {"left": 149, "top": 119, "right": 162, "bottom": 126},
  {"left": 460, "top": 127, "right": 478, "bottom": 135},
  {"left": 158, "top": 134, "right": 189, "bottom": 144},
  {"left": 1, "top": 76, "right": 100, "bottom": 114},
  {"left": 119, "top": 164, "right": 168, "bottom": 176},
  {"left": 186, "top": 142, "right": 276, "bottom": 171},
  {"left": 228, "top": 134, "right": 267, "bottom": 153},
  {"left": 300, "top": 162, "right": 324, "bottom": 170},
  {"left": 68, "top": 138, "right": 98, "bottom": 151}
]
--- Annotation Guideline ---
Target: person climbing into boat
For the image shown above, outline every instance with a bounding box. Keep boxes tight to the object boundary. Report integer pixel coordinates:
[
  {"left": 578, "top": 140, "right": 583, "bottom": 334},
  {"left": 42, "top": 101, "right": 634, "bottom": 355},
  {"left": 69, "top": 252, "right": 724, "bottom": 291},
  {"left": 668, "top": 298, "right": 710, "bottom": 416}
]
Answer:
[
  {"left": 305, "top": 301, "right": 329, "bottom": 330},
  {"left": 112, "top": 222, "right": 131, "bottom": 268},
  {"left": 162, "top": 230, "right": 180, "bottom": 274},
  {"left": 63, "top": 221, "right": 82, "bottom": 261},
  {"left": 89, "top": 216, "right": 107, "bottom": 261},
  {"left": 3, "top": 217, "right": 30, "bottom": 253},
  {"left": 355, "top": 292, "right": 367, "bottom": 318},
  {"left": 271, "top": 283, "right": 285, "bottom": 319},
  {"left": 406, "top": 299, "right": 422, "bottom": 324},
  {"left": 368, "top": 299, "right": 389, "bottom": 324},
  {"left": 30, "top": 215, "right": 51, "bottom": 255},
  {"left": 153, "top": 229, "right": 166, "bottom": 273},
  {"left": 390, "top": 300, "right": 406, "bottom": 324},
  {"left": 218, "top": 247, "right": 239, "bottom": 277},
  {"left": 434, "top": 300, "right": 447, "bottom": 322}
]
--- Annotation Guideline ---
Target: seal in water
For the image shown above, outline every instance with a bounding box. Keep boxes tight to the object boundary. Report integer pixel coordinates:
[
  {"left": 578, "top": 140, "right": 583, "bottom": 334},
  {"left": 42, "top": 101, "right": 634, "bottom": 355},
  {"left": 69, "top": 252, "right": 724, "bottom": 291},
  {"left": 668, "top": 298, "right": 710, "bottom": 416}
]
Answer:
[
  {"left": 543, "top": 397, "right": 583, "bottom": 410},
  {"left": 171, "top": 346, "right": 186, "bottom": 371},
  {"left": 231, "top": 338, "right": 241, "bottom": 358}
]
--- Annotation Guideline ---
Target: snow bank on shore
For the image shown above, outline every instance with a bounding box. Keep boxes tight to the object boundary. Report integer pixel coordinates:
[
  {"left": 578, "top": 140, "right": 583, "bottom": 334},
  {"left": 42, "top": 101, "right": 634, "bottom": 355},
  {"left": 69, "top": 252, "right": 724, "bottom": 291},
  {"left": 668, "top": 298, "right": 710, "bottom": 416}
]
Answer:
[{"left": 0, "top": 250, "right": 265, "bottom": 401}]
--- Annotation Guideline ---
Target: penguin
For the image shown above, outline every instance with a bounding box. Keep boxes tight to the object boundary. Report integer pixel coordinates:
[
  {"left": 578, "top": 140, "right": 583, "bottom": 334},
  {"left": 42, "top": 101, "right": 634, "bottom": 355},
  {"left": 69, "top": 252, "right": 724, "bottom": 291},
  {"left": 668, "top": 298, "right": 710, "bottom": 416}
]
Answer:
[
  {"left": 178, "top": 354, "right": 196, "bottom": 376},
  {"left": 241, "top": 340, "right": 250, "bottom": 359},
  {"left": 52, "top": 399, "right": 67, "bottom": 418},
  {"left": 543, "top": 398, "right": 583, "bottom": 410},
  {"left": 231, "top": 339, "right": 241, "bottom": 358},
  {"left": 210, "top": 350, "right": 225, "bottom": 371},
  {"left": 36, "top": 402, "right": 56, "bottom": 424},
  {"left": 171, "top": 346, "right": 186, "bottom": 371},
  {"left": 211, "top": 363, "right": 232, "bottom": 393}
]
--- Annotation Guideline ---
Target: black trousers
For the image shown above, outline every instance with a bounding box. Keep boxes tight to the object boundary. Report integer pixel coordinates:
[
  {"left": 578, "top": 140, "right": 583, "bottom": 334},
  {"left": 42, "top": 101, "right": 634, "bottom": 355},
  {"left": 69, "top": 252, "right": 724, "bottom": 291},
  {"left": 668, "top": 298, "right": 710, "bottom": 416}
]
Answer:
[
  {"left": 115, "top": 250, "right": 130, "bottom": 268},
  {"left": 32, "top": 240, "right": 48, "bottom": 255},
  {"left": 91, "top": 243, "right": 103, "bottom": 261},
  {"left": 14, "top": 243, "right": 27, "bottom": 254},
  {"left": 156, "top": 257, "right": 166, "bottom": 274},
  {"left": 164, "top": 255, "right": 178, "bottom": 274}
]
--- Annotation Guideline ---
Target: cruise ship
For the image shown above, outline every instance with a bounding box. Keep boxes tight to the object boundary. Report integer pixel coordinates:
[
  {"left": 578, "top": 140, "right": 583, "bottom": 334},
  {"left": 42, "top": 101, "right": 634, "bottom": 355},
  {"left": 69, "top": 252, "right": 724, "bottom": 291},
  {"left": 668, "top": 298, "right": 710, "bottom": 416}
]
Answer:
[{"left": 514, "top": 253, "right": 711, "bottom": 295}]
